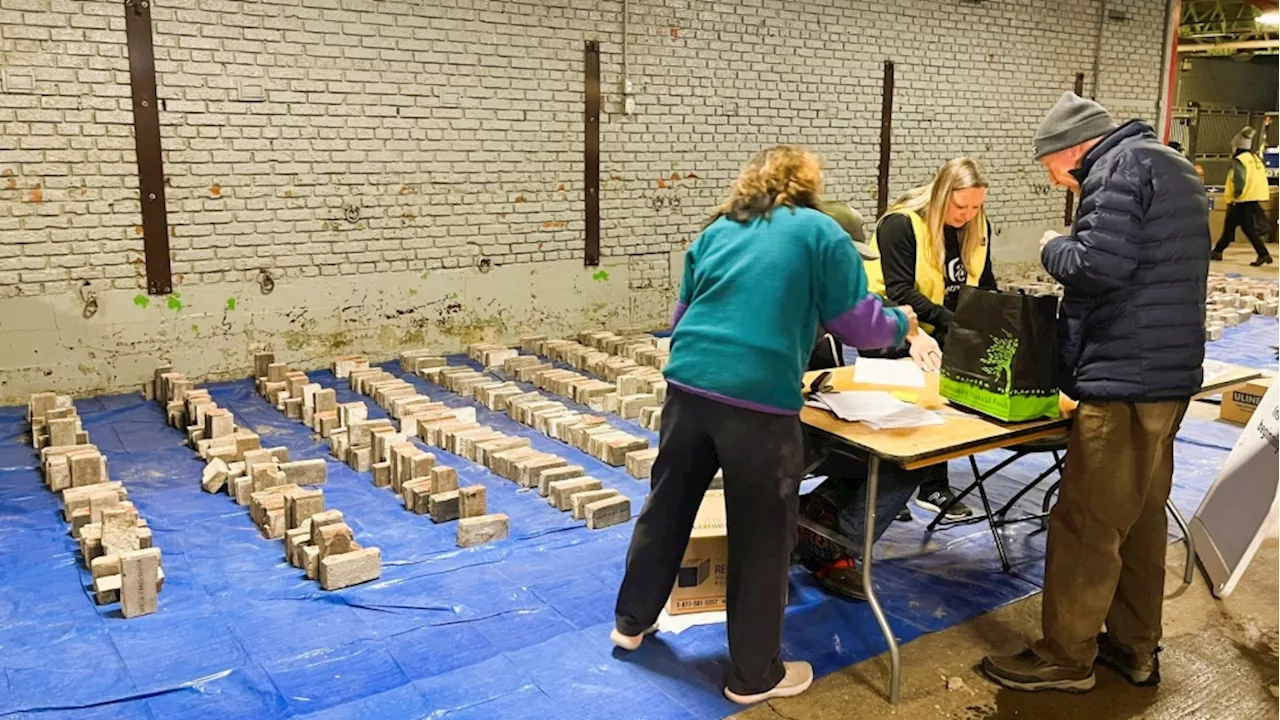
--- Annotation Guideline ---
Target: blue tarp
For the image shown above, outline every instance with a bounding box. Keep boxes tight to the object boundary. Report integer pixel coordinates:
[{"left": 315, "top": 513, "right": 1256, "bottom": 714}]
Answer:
[{"left": 0, "top": 318, "right": 1274, "bottom": 718}]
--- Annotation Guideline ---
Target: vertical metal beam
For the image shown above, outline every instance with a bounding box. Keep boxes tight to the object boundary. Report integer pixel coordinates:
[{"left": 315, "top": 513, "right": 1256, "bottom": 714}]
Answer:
[
  {"left": 1064, "top": 73, "right": 1086, "bottom": 226},
  {"left": 1158, "top": 0, "right": 1182, "bottom": 142},
  {"left": 123, "top": 0, "right": 172, "bottom": 295},
  {"left": 584, "top": 41, "right": 601, "bottom": 267},
  {"left": 876, "top": 60, "right": 895, "bottom": 219}
]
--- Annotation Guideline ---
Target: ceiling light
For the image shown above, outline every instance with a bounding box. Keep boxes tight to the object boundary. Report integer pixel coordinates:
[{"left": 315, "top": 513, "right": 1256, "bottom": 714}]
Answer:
[{"left": 1257, "top": 11, "right": 1280, "bottom": 26}]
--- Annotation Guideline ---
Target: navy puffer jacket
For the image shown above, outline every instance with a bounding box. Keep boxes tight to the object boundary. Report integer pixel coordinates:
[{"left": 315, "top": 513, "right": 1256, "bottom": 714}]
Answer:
[{"left": 1042, "top": 121, "right": 1209, "bottom": 401}]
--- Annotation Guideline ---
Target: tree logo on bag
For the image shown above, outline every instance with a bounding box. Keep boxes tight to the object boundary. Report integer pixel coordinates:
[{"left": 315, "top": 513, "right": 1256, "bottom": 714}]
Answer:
[{"left": 980, "top": 331, "right": 1019, "bottom": 394}]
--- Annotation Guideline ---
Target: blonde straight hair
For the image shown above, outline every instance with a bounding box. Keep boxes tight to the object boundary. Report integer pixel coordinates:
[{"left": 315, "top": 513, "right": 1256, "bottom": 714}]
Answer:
[{"left": 886, "top": 157, "right": 989, "bottom": 272}]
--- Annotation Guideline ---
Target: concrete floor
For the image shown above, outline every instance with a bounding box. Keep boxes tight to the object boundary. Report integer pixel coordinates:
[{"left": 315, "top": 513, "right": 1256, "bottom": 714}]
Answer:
[
  {"left": 735, "top": 247, "right": 1279, "bottom": 719},
  {"left": 735, "top": 539, "right": 1278, "bottom": 720},
  {"left": 1214, "top": 239, "right": 1279, "bottom": 280}
]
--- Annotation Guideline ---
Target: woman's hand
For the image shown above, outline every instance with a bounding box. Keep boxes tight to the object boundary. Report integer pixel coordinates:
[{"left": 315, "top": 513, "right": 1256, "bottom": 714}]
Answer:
[
  {"left": 907, "top": 332, "right": 942, "bottom": 373},
  {"left": 898, "top": 305, "right": 919, "bottom": 338}
]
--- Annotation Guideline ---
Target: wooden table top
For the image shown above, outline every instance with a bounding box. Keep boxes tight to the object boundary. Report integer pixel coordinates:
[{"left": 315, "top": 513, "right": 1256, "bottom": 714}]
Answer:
[{"left": 800, "top": 361, "right": 1263, "bottom": 471}]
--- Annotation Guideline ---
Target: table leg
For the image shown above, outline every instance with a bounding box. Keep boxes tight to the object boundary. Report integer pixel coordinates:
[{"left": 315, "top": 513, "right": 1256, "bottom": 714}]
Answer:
[
  {"left": 862, "top": 456, "right": 901, "bottom": 704},
  {"left": 1166, "top": 499, "right": 1196, "bottom": 585}
]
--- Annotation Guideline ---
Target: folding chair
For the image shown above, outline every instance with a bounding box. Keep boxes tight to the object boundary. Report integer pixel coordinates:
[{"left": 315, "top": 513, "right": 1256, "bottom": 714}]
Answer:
[
  {"left": 924, "top": 435, "right": 1068, "bottom": 572},
  {"left": 926, "top": 440, "right": 1196, "bottom": 584}
]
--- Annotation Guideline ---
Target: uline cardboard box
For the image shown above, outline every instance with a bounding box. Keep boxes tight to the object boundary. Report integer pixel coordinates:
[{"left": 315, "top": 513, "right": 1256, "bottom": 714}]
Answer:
[
  {"left": 666, "top": 490, "right": 727, "bottom": 616},
  {"left": 1221, "top": 377, "right": 1274, "bottom": 426}
]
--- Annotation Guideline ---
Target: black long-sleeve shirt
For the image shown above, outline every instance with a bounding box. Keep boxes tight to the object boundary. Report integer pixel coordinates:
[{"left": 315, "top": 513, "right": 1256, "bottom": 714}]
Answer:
[{"left": 876, "top": 214, "right": 997, "bottom": 334}]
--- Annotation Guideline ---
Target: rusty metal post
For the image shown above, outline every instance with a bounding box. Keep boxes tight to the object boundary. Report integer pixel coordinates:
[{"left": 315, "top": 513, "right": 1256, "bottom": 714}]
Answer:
[
  {"left": 584, "top": 41, "right": 601, "bottom": 267},
  {"left": 123, "top": 0, "right": 172, "bottom": 295},
  {"left": 876, "top": 61, "right": 895, "bottom": 219},
  {"left": 1063, "top": 72, "right": 1086, "bottom": 227}
]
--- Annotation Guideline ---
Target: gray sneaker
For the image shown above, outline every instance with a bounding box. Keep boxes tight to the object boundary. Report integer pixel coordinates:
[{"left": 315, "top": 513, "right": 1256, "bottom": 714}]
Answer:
[
  {"left": 724, "top": 661, "right": 814, "bottom": 704},
  {"left": 981, "top": 649, "right": 1096, "bottom": 693}
]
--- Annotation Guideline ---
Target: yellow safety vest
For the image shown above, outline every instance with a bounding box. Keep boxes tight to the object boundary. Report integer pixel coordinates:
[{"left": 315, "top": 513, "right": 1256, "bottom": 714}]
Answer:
[
  {"left": 1227, "top": 152, "right": 1269, "bottom": 204},
  {"left": 864, "top": 210, "right": 987, "bottom": 334}
]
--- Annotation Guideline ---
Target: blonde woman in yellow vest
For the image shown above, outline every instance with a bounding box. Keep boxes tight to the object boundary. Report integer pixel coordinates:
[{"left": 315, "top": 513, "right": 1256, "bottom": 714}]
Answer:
[
  {"left": 1211, "top": 127, "right": 1273, "bottom": 266},
  {"left": 865, "top": 157, "right": 996, "bottom": 520}
]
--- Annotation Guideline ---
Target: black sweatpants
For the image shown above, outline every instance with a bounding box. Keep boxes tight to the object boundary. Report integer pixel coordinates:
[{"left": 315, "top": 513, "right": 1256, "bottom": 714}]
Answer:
[
  {"left": 1213, "top": 201, "right": 1272, "bottom": 259},
  {"left": 614, "top": 386, "right": 803, "bottom": 695}
]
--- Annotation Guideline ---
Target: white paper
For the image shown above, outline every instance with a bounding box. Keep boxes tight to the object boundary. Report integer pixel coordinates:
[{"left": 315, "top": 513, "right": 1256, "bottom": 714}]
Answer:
[
  {"left": 853, "top": 357, "right": 926, "bottom": 388},
  {"left": 1202, "top": 359, "right": 1233, "bottom": 385},
  {"left": 806, "top": 391, "right": 943, "bottom": 430}
]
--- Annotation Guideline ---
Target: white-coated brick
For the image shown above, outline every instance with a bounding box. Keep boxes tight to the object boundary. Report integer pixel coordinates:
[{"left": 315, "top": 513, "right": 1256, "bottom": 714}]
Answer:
[{"left": 0, "top": 0, "right": 1167, "bottom": 296}]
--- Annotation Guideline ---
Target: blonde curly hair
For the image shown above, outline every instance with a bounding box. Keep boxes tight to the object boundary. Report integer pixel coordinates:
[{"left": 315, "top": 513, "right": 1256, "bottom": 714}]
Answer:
[{"left": 714, "top": 145, "right": 824, "bottom": 223}]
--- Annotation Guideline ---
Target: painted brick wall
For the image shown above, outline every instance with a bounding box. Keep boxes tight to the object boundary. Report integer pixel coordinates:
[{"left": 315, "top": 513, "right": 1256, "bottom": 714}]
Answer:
[{"left": 0, "top": 0, "right": 1169, "bottom": 299}]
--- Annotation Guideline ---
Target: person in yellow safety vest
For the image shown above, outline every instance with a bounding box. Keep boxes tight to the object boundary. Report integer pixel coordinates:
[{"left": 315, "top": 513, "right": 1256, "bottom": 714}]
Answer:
[
  {"left": 795, "top": 158, "right": 999, "bottom": 603},
  {"left": 1211, "top": 127, "right": 1273, "bottom": 267},
  {"left": 863, "top": 157, "right": 997, "bottom": 520}
]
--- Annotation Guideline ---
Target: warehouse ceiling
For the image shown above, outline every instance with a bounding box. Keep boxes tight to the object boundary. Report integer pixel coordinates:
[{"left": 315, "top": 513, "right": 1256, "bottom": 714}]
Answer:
[{"left": 1179, "top": 0, "right": 1280, "bottom": 55}]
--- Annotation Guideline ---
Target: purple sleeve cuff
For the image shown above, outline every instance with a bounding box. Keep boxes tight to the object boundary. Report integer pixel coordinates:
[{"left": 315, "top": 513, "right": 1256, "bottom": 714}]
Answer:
[
  {"left": 826, "top": 296, "right": 907, "bottom": 350},
  {"left": 671, "top": 301, "right": 688, "bottom": 330}
]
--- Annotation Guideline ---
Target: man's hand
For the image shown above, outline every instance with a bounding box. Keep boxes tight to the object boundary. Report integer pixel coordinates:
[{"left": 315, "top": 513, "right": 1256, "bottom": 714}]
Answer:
[
  {"left": 1040, "top": 230, "right": 1061, "bottom": 250},
  {"left": 907, "top": 332, "right": 942, "bottom": 373}
]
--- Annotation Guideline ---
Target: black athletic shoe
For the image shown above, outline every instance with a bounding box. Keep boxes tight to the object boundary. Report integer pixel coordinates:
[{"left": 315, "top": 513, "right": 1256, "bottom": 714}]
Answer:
[
  {"left": 895, "top": 506, "right": 912, "bottom": 522},
  {"left": 915, "top": 490, "right": 974, "bottom": 521},
  {"left": 1095, "top": 633, "right": 1161, "bottom": 687}
]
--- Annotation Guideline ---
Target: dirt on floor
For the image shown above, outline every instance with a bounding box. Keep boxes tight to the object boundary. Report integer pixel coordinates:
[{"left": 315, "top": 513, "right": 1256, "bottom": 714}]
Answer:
[{"left": 733, "top": 538, "right": 1278, "bottom": 720}]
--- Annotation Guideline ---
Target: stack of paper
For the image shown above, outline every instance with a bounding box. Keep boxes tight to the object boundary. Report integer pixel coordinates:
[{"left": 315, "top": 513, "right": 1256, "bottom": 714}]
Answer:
[
  {"left": 806, "top": 391, "right": 944, "bottom": 430},
  {"left": 852, "top": 357, "right": 926, "bottom": 388}
]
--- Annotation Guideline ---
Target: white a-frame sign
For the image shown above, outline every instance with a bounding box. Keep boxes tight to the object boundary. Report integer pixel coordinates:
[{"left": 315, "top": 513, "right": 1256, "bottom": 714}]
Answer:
[{"left": 1190, "top": 381, "right": 1279, "bottom": 598}]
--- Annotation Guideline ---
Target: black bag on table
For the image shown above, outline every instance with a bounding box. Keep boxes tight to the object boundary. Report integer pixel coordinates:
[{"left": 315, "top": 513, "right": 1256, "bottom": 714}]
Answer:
[{"left": 939, "top": 286, "right": 1060, "bottom": 422}]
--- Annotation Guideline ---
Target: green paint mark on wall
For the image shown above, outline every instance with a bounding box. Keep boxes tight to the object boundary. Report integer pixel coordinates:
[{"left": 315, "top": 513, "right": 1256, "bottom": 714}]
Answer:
[
  {"left": 592, "top": 270, "right": 609, "bottom": 282},
  {"left": 408, "top": 288, "right": 418, "bottom": 296},
  {"left": 191, "top": 324, "right": 200, "bottom": 336},
  {"left": 420, "top": 272, "right": 430, "bottom": 280},
  {"left": 226, "top": 297, "right": 237, "bottom": 310},
  {"left": 167, "top": 293, "right": 183, "bottom": 311},
  {"left": 133, "top": 294, "right": 150, "bottom": 309}
]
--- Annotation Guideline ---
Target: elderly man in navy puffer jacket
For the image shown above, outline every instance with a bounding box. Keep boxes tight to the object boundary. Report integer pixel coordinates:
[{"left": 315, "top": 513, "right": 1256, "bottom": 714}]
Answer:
[{"left": 983, "top": 93, "right": 1209, "bottom": 694}]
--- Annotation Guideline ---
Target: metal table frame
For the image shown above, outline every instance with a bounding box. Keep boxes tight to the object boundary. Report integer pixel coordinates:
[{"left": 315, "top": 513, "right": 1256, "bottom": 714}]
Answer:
[{"left": 799, "top": 418, "right": 1070, "bottom": 705}]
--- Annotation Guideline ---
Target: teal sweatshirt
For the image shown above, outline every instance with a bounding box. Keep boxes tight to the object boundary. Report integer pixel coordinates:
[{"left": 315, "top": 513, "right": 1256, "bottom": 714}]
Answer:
[{"left": 664, "top": 206, "right": 909, "bottom": 414}]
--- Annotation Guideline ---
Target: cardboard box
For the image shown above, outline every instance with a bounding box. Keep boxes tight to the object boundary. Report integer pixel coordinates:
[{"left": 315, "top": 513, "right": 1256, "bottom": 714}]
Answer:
[
  {"left": 1221, "top": 377, "right": 1273, "bottom": 426},
  {"left": 666, "top": 490, "right": 728, "bottom": 616}
]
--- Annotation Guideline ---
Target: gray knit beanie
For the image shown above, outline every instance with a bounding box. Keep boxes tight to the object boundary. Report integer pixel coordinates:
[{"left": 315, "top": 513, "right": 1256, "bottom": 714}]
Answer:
[
  {"left": 1232, "top": 127, "right": 1256, "bottom": 151},
  {"left": 1033, "top": 92, "right": 1118, "bottom": 159}
]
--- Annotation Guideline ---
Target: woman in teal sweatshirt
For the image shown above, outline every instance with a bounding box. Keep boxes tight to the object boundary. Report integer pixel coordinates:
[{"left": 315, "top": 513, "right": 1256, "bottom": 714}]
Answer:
[{"left": 610, "top": 145, "right": 915, "bottom": 705}]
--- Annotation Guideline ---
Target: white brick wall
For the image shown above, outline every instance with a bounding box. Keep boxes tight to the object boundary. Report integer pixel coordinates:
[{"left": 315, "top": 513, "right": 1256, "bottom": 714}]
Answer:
[{"left": 0, "top": 0, "right": 1168, "bottom": 299}]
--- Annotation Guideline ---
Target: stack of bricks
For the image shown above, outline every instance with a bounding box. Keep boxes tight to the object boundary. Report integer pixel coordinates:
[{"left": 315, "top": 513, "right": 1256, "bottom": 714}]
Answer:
[
  {"left": 998, "top": 272, "right": 1064, "bottom": 299},
  {"left": 514, "top": 332, "right": 669, "bottom": 424},
  {"left": 284, "top": 508, "right": 383, "bottom": 590},
  {"left": 424, "top": 354, "right": 654, "bottom": 475},
  {"left": 404, "top": 352, "right": 634, "bottom": 532},
  {"left": 325, "top": 351, "right": 510, "bottom": 548},
  {"left": 1206, "top": 275, "right": 1279, "bottom": 341},
  {"left": 27, "top": 391, "right": 87, "bottom": 450},
  {"left": 237, "top": 353, "right": 381, "bottom": 589},
  {"left": 1004, "top": 271, "right": 1279, "bottom": 343},
  {"left": 29, "top": 393, "right": 164, "bottom": 618}
]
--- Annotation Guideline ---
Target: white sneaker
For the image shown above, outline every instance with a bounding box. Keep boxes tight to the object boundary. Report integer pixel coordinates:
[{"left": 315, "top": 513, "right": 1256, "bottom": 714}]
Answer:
[
  {"left": 723, "top": 661, "right": 814, "bottom": 705},
  {"left": 610, "top": 624, "right": 657, "bottom": 651}
]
